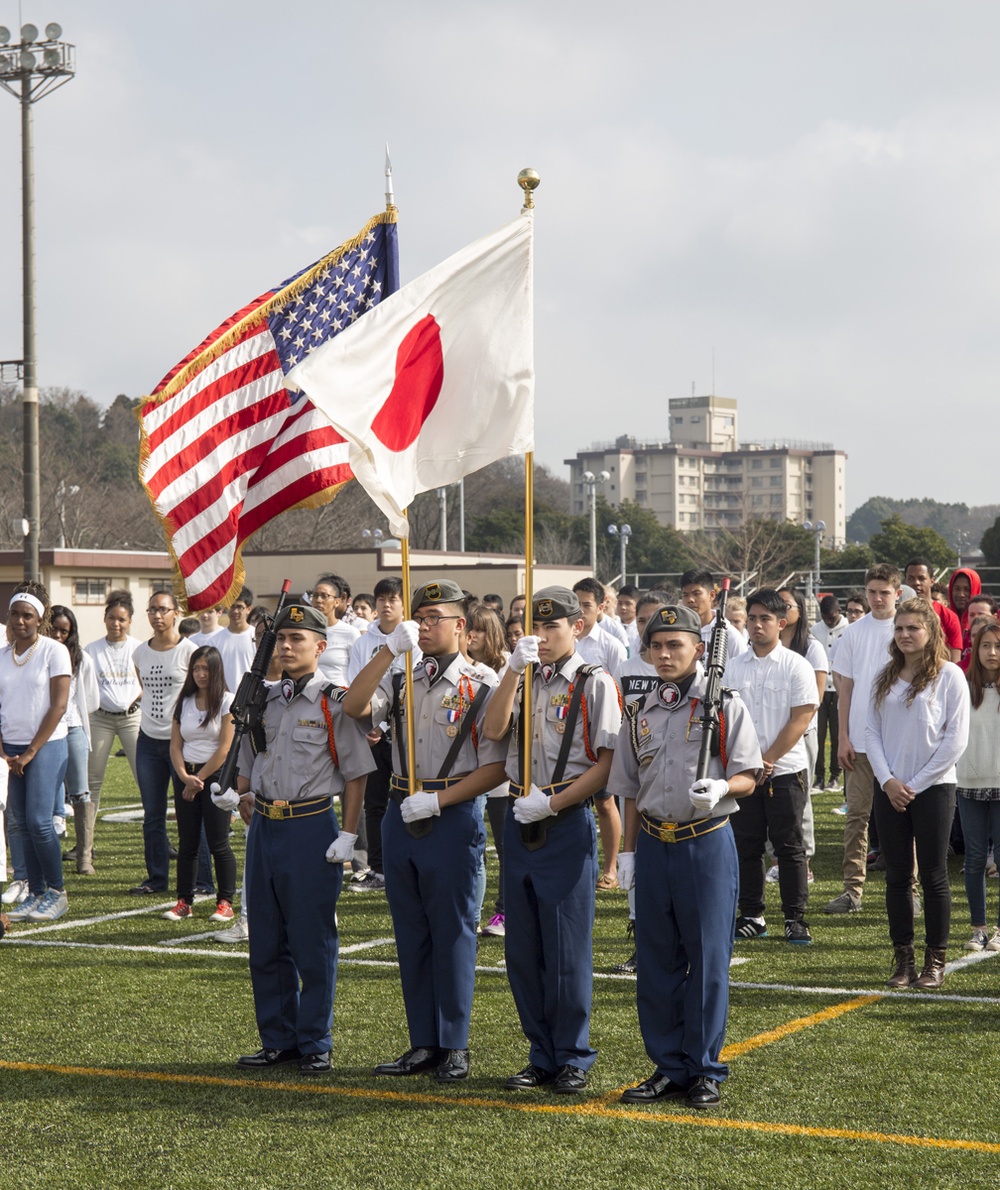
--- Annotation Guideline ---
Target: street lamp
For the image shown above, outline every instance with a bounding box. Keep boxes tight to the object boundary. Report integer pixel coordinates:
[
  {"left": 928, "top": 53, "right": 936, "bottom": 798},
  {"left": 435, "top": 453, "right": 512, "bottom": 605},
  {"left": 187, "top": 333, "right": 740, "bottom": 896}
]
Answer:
[
  {"left": 582, "top": 469, "right": 609, "bottom": 576},
  {"left": 0, "top": 21, "right": 76, "bottom": 581},
  {"left": 360, "top": 528, "right": 383, "bottom": 548},
  {"left": 607, "top": 522, "right": 632, "bottom": 586},
  {"left": 803, "top": 519, "right": 826, "bottom": 603}
]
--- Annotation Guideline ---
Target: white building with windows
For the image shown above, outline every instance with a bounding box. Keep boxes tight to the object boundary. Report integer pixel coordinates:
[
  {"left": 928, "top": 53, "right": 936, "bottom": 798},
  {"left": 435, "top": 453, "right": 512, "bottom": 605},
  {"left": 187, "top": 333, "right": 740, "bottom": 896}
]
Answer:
[{"left": 565, "top": 395, "right": 847, "bottom": 546}]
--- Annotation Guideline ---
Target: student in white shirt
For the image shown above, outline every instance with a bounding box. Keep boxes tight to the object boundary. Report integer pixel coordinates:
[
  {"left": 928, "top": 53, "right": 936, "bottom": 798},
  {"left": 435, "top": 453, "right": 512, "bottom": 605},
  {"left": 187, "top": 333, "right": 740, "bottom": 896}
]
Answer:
[
  {"left": 311, "top": 574, "right": 361, "bottom": 687},
  {"left": 166, "top": 646, "right": 236, "bottom": 924},
  {"left": 572, "top": 577, "right": 625, "bottom": 891},
  {"left": 681, "top": 569, "right": 748, "bottom": 663},
  {"left": 867, "top": 599, "right": 970, "bottom": 989},
  {"left": 49, "top": 607, "right": 100, "bottom": 875},
  {"left": 190, "top": 605, "right": 226, "bottom": 648},
  {"left": 724, "top": 589, "right": 818, "bottom": 945},
  {"left": 615, "top": 584, "right": 643, "bottom": 658},
  {"left": 130, "top": 591, "right": 196, "bottom": 895},
  {"left": 215, "top": 588, "right": 257, "bottom": 695},
  {"left": 809, "top": 595, "right": 848, "bottom": 792},
  {"left": 826, "top": 565, "right": 902, "bottom": 915},
  {"left": 1, "top": 583, "right": 72, "bottom": 923}
]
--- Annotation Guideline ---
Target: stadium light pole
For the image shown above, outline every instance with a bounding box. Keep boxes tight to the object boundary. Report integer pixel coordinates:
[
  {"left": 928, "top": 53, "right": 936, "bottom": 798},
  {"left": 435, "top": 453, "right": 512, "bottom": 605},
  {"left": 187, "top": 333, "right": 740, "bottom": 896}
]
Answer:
[
  {"left": 803, "top": 519, "right": 825, "bottom": 603},
  {"left": 607, "top": 521, "right": 632, "bottom": 586},
  {"left": 583, "top": 470, "right": 610, "bottom": 576},
  {"left": 0, "top": 22, "right": 76, "bottom": 580}
]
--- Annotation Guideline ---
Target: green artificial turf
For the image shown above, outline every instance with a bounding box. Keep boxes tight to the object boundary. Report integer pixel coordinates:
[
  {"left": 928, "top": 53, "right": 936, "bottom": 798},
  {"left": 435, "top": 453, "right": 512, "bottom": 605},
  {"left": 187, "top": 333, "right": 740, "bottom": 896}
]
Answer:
[{"left": 3, "top": 753, "right": 1000, "bottom": 1189}]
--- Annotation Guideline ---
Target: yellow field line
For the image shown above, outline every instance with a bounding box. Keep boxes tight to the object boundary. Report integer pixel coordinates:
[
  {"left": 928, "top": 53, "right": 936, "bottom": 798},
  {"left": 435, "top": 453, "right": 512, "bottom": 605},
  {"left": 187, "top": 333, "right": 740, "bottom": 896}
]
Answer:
[
  {"left": 3, "top": 1058, "right": 998, "bottom": 1154},
  {"left": 720, "top": 993, "right": 883, "bottom": 1060}
]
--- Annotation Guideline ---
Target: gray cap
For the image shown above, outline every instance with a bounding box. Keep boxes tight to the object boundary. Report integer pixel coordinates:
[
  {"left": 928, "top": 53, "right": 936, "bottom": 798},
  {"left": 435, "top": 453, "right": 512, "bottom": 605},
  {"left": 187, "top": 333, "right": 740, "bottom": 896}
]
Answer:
[
  {"left": 532, "top": 586, "right": 581, "bottom": 622},
  {"left": 274, "top": 603, "right": 327, "bottom": 635},
  {"left": 642, "top": 603, "right": 702, "bottom": 649},
  {"left": 412, "top": 579, "right": 466, "bottom": 609}
]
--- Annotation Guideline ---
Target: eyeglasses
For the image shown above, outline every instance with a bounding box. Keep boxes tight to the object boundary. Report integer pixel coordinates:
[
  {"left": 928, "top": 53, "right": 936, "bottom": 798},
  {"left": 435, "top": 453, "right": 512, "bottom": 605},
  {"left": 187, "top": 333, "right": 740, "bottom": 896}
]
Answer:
[
  {"left": 414, "top": 615, "right": 461, "bottom": 628},
  {"left": 147, "top": 606, "right": 174, "bottom": 616},
  {"left": 310, "top": 590, "right": 337, "bottom": 601}
]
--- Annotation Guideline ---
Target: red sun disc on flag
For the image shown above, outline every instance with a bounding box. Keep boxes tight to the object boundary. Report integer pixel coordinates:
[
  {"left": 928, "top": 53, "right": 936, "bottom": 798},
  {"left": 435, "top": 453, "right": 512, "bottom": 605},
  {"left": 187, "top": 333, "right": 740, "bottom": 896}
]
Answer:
[{"left": 370, "top": 314, "right": 444, "bottom": 452}]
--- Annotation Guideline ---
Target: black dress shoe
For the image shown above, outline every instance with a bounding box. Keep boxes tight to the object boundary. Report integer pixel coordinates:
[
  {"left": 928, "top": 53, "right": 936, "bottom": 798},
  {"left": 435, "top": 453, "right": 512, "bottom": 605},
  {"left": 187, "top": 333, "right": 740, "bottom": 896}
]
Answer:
[
  {"left": 504, "top": 1063, "right": 556, "bottom": 1090},
  {"left": 373, "top": 1046, "right": 442, "bottom": 1076},
  {"left": 620, "top": 1072, "right": 689, "bottom": 1103},
  {"left": 128, "top": 882, "right": 163, "bottom": 895},
  {"left": 686, "top": 1076, "right": 721, "bottom": 1108},
  {"left": 553, "top": 1064, "right": 587, "bottom": 1094},
  {"left": 299, "top": 1052, "right": 331, "bottom": 1075},
  {"left": 236, "top": 1046, "right": 302, "bottom": 1068},
  {"left": 435, "top": 1049, "right": 470, "bottom": 1082}
]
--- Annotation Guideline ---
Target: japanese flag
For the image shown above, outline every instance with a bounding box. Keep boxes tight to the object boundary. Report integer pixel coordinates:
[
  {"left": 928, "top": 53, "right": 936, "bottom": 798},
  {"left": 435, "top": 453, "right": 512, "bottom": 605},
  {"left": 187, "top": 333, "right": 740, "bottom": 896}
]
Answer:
[{"left": 285, "top": 213, "right": 534, "bottom": 537}]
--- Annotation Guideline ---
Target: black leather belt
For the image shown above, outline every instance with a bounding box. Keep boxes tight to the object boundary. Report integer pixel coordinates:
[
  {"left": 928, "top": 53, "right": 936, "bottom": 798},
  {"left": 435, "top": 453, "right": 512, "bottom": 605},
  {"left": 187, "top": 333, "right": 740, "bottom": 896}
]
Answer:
[{"left": 102, "top": 700, "right": 140, "bottom": 717}]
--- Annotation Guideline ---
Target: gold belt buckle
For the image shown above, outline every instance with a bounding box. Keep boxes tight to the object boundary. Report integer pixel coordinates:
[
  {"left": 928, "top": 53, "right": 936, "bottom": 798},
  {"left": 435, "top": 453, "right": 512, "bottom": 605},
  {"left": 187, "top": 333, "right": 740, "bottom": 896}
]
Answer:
[
  {"left": 659, "top": 821, "right": 677, "bottom": 843},
  {"left": 265, "top": 802, "right": 284, "bottom": 819}
]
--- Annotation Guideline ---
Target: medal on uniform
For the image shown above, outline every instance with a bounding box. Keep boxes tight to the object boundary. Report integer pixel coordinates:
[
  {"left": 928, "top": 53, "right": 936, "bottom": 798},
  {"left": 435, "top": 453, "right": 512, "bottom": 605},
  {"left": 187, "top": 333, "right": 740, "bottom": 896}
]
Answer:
[
  {"left": 446, "top": 725, "right": 459, "bottom": 737},
  {"left": 446, "top": 708, "right": 461, "bottom": 725},
  {"left": 555, "top": 723, "right": 565, "bottom": 734},
  {"left": 280, "top": 678, "right": 295, "bottom": 704},
  {"left": 658, "top": 682, "right": 682, "bottom": 710},
  {"left": 640, "top": 718, "right": 650, "bottom": 737}
]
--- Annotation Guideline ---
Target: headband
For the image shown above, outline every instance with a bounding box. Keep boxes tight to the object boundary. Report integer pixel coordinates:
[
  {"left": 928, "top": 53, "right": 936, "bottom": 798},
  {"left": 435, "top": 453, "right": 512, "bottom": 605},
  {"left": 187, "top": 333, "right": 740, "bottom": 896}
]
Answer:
[{"left": 9, "top": 592, "right": 45, "bottom": 618}]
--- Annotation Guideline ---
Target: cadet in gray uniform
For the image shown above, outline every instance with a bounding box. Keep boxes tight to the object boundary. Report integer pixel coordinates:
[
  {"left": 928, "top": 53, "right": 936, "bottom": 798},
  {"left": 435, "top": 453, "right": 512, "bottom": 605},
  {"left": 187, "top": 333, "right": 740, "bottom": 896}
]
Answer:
[
  {"left": 343, "top": 580, "right": 508, "bottom": 1083},
  {"left": 220, "top": 603, "right": 374, "bottom": 1075},
  {"left": 483, "top": 585, "right": 622, "bottom": 1094},
  {"left": 609, "top": 604, "right": 762, "bottom": 1110}
]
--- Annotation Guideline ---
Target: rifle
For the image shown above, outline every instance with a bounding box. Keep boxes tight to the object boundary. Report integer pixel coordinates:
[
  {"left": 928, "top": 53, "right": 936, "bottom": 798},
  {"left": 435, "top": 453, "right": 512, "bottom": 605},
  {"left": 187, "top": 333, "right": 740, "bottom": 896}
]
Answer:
[
  {"left": 696, "top": 577, "right": 730, "bottom": 781},
  {"left": 212, "top": 578, "right": 293, "bottom": 796}
]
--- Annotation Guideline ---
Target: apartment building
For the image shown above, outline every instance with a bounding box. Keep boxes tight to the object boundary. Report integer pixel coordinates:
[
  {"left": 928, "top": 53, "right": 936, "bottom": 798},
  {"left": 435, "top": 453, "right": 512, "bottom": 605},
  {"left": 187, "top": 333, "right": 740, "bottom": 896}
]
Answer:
[{"left": 565, "top": 395, "right": 847, "bottom": 545}]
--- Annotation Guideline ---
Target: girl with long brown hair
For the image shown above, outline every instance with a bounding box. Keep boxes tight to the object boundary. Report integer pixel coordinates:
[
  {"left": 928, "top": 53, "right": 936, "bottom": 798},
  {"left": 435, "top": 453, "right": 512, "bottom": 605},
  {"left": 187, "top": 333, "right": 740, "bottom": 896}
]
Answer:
[{"left": 866, "top": 599, "right": 970, "bottom": 989}]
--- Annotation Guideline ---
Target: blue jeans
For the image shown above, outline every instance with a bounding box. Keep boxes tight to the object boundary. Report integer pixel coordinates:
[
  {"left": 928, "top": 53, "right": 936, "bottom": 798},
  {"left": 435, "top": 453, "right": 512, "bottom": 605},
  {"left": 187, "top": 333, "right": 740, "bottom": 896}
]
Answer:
[
  {"left": 473, "top": 793, "right": 487, "bottom": 923},
  {"left": 136, "top": 731, "right": 172, "bottom": 891},
  {"left": 957, "top": 793, "right": 1000, "bottom": 927},
  {"left": 5, "top": 738, "right": 68, "bottom": 894},
  {"left": 63, "top": 725, "right": 90, "bottom": 803}
]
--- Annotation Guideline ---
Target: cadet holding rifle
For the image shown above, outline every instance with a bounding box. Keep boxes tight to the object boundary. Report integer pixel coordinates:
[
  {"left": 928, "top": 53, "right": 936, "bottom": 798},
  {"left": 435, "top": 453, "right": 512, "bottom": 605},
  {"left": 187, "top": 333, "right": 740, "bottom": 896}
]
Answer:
[
  {"left": 213, "top": 595, "right": 373, "bottom": 1076},
  {"left": 609, "top": 603, "right": 761, "bottom": 1110}
]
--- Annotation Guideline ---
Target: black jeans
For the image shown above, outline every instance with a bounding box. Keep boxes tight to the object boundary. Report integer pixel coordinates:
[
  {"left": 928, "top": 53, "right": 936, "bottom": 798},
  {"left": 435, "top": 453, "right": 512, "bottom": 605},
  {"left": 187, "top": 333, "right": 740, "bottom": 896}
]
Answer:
[
  {"left": 364, "top": 737, "right": 393, "bottom": 875},
  {"left": 815, "top": 691, "right": 840, "bottom": 783},
  {"left": 486, "top": 795, "right": 507, "bottom": 914},
  {"left": 873, "top": 781, "right": 954, "bottom": 949},
  {"left": 172, "top": 772, "right": 237, "bottom": 904},
  {"left": 732, "top": 770, "right": 809, "bottom": 920}
]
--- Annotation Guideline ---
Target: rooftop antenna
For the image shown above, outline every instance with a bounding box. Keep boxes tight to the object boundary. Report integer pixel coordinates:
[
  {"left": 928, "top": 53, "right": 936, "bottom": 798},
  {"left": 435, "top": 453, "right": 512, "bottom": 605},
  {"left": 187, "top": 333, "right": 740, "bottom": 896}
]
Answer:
[
  {"left": 712, "top": 346, "right": 715, "bottom": 395},
  {"left": 691, "top": 381, "right": 695, "bottom": 396}
]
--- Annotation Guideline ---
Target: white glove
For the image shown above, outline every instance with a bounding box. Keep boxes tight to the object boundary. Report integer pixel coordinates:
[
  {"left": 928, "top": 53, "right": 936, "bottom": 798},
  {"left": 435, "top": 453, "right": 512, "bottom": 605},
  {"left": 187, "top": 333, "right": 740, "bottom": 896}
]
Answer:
[
  {"left": 617, "top": 851, "right": 636, "bottom": 891},
  {"left": 400, "top": 791, "right": 441, "bottom": 823},
  {"left": 512, "top": 783, "right": 557, "bottom": 824},
  {"left": 509, "top": 635, "right": 541, "bottom": 674},
  {"left": 689, "top": 778, "right": 729, "bottom": 816},
  {"left": 387, "top": 620, "right": 419, "bottom": 657},
  {"left": 210, "top": 786, "right": 241, "bottom": 813},
  {"left": 325, "top": 831, "right": 357, "bottom": 864}
]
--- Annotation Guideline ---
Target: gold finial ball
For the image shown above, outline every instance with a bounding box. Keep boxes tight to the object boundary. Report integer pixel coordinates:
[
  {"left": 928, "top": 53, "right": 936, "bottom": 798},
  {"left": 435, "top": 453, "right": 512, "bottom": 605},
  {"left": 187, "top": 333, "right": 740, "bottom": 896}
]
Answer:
[{"left": 518, "top": 168, "right": 541, "bottom": 195}]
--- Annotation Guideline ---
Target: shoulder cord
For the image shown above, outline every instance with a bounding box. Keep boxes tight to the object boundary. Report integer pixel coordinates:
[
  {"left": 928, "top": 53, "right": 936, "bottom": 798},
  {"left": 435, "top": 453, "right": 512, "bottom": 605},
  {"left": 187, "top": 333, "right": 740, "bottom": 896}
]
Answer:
[{"left": 320, "top": 694, "right": 339, "bottom": 767}]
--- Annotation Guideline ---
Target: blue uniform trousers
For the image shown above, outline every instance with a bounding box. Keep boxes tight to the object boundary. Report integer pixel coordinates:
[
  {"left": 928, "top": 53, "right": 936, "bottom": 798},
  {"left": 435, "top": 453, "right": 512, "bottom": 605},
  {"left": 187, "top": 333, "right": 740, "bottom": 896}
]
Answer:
[
  {"left": 245, "top": 804, "right": 343, "bottom": 1055},
  {"left": 382, "top": 797, "right": 484, "bottom": 1050},
  {"left": 503, "top": 804, "right": 598, "bottom": 1073},
  {"left": 634, "top": 820, "right": 738, "bottom": 1084}
]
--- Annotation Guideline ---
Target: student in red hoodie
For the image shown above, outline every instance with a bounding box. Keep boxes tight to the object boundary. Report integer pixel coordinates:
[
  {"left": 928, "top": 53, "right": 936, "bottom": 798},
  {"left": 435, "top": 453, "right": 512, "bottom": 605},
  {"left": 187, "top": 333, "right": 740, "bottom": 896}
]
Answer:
[{"left": 950, "top": 568, "right": 983, "bottom": 672}]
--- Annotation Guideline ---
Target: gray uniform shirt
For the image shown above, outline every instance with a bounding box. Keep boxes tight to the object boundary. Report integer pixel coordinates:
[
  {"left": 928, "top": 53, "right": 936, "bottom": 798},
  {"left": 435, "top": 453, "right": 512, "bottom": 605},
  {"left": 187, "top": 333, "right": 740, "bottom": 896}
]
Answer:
[
  {"left": 238, "top": 673, "right": 375, "bottom": 800},
  {"left": 370, "top": 654, "right": 507, "bottom": 780},
  {"left": 608, "top": 665, "right": 762, "bottom": 823},
  {"left": 502, "top": 651, "right": 622, "bottom": 787}
]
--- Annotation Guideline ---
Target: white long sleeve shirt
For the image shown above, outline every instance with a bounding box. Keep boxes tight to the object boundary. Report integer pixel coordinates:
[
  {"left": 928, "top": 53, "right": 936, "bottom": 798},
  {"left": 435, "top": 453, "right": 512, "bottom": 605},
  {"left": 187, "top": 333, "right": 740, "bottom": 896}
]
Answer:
[{"left": 865, "top": 663, "right": 970, "bottom": 793}]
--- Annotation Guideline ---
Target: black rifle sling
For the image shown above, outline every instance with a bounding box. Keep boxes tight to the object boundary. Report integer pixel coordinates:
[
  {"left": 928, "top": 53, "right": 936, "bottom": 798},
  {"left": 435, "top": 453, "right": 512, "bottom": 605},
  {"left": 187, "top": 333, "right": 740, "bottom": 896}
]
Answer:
[
  {"left": 391, "top": 671, "right": 408, "bottom": 781},
  {"left": 550, "top": 664, "right": 599, "bottom": 785}
]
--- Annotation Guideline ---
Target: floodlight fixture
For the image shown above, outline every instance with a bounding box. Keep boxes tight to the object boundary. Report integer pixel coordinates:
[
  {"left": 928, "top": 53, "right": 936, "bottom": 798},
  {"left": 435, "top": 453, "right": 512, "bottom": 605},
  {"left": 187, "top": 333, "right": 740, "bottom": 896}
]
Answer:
[
  {"left": 0, "top": 27, "right": 10, "bottom": 45},
  {"left": 44, "top": 22, "right": 62, "bottom": 40},
  {"left": 21, "top": 23, "right": 38, "bottom": 42}
]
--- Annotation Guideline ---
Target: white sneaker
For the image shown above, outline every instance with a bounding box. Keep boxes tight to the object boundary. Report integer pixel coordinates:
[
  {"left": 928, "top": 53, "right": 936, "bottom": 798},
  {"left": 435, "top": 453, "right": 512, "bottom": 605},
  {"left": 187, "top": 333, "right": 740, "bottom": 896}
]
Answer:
[
  {"left": 52, "top": 816, "right": 67, "bottom": 838},
  {"left": 8, "top": 893, "right": 42, "bottom": 920},
  {"left": 64, "top": 802, "right": 75, "bottom": 818},
  {"left": 213, "top": 916, "right": 249, "bottom": 943},
  {"left": 27, "top": 888, "right": 69, "bottom": 922},
  {"left": 1, "top": 879, "right": 28, "bottom": 905},
  {"left": 986, "top": 928, "right": 1000, "bottom": 952},
  {"left": 765, "top": 864, "right": 779, "bottom": 883}
]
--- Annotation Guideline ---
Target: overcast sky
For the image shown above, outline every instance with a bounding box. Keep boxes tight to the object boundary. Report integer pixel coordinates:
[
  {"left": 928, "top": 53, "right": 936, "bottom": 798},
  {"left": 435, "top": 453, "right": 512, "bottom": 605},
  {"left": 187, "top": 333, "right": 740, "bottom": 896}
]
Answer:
[{"left": 1, "top": 1, "right": 998, "bottom": 517}]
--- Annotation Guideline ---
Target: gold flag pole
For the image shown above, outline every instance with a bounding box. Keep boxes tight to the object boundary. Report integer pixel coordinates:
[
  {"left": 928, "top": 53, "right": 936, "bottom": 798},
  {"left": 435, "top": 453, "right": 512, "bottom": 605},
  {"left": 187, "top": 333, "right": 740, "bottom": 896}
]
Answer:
[
  {"left": 400, "top": 514, "right": 417, "bottom": 797},
  {"left": 518, "top": 167, "right": 539, "bottom": 789}
]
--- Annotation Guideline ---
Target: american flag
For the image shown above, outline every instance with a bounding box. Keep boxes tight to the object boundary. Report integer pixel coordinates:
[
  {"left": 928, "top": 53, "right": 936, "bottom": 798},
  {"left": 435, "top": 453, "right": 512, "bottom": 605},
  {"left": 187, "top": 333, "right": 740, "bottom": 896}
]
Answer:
[{"left": 139, "top": 211, "right": 399, "bottom": 611}]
